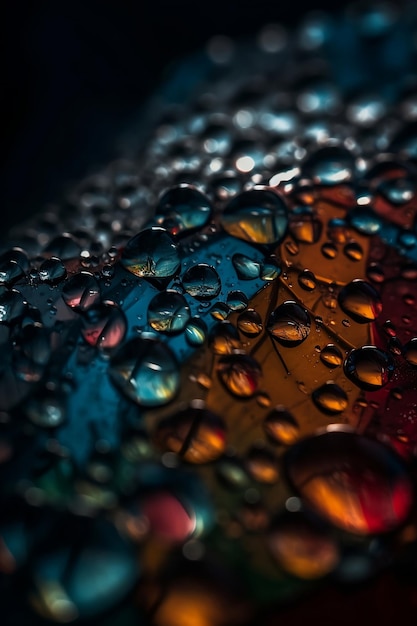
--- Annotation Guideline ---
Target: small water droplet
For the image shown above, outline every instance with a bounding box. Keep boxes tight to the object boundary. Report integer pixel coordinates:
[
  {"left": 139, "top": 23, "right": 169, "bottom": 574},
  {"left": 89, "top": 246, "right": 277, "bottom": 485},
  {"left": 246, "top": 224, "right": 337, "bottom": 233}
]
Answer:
[
  {"left": 185, "top": 317, "right": 207, "bottom": 346},
  {"left": 312, "top": 382, "right": 348, "bottom": 414},
  {"left": 226, "top": 290, "right": 248, "bottom": 311},
  {"left": 264, "top": 407, "right": 299, "bottom": 445},
  {"left": 209, "top": 321, "right": 241, "bottom": 355},
  {"left": 298, "top": 269, "right": 317, "bottom": 291},
  {"left": 403, "top": 338, "right": 417, "bottom": 366},
  {"left": 217, "top": 353, "right": 261, "bottom": 397},
  {"left": 38, "top": 257, "right": 67, "bottom": 285},
  {"left": 320, "top": 343, "right": 343, "bottom": 368},
  {"left": 237, "top": 309, "right": 263, "bottom": 336},
  {"left": 232, "top": 254, "right": 261, "bottom": 280}
]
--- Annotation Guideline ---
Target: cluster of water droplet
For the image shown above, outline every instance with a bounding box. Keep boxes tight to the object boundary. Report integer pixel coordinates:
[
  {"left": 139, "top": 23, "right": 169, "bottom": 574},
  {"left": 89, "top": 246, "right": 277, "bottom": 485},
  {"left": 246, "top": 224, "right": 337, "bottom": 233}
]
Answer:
[{"left": 2, "top": 2, "right": 417, "bottom": 624}]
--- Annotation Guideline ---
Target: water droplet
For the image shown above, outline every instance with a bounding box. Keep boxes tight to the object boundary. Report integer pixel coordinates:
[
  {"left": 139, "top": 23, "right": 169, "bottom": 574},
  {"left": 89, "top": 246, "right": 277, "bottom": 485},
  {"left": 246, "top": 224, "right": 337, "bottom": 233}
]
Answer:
[
  {"left": 25, "top": 389, "right": 66, "bottom": 428},
  {"left": 121, "top": 227, "right": 180, "bottom": 278},
  {"left": 62, "top": 272, "right": 101, "bottom": 311},
  {"left": 208, "top": 321, "right": 241, "bottom": 354},
  {"left": 209, "top": 302, "right": 230, "bottom": 321},
  {"left": 13, "top": 323, "right": 51, "bottom": 382},
  {"left": 110, "top": 337, "right": 180, "bottom": 406},
  {"left": 298, "top": 269, "right": 317, "bottom": 291},
  {"left": 260, "top": 259, "right": 281, "bottom": 281},
  {"left": 185, "top": 317, "right": 207, "bottom": 346},
  {"left": 246, "top": 447, "right": 279, "bottom": 484},
  {"left": 303, "top": 146, "right": 354, "bottom": 185},
  {"left": 344, "top": 346, "right": 395, "bottom": 390},
  {"left": 237, "top": 309, "right": 263, "bottom": 336},
  {"left": 38, "top": 257, "right": 67, "bottom": 285},
  {"left": 321, "top": 242, "right": 338, "bottom": 259},
  {"left": 0, "top": 289, "right": 26, "bottom": 324},
  {"left": 155, "top": 185, "right": 212, "bottom": 235},
  {"left": 264, "top": 407, "right": 299, "bottom": 445},
  {"left": 312, "top": 382, "right": 348, "bottom": 414},
  {"left": 226, "top": 290, "right": 248, "bottom": 311},
  {"left": 403, "top": 338, "right": 417, "bottom": 366},
  {"left": 217, "top": 354, "right": 261, "bottom": 397},
  {"left": 343, "top": 241, "right": 363, "bottom": 262},
  {"left": 182, "top": 264, "right": 221, "bottom": 300},
  {"left": 147, "top": 291, "right": 190, "bottom": 334},
  {"left": 81, "top": 301, "right": 127, "bottom": 349},
  {"left": 216, "top": 457, "right": 250, "bottom": 490},
  {"left": 378, "top": 177, "right": 415, "bottom": 206},
  {"left": 154, "top": 404, "right": 226, "bottom": 463},
  {"left": 285, "top": 427, "right": 413, "bottom": 534},
  {"left": 267, "top": 301, "right": 311, "bottom": 346},
  {"left": 338, "top": 280, "right": 382, "bottom": 323},
  {"left": 349, "top": 209, "right": 382, "bottom": 235},
  {"left": 289, "top": 207, "right": 322, "bottom": 243},
  {"left": 221, "top": 189, "right": 288, "bottom": 244},
  {"left": 268, "top": 513, "right": 340, "bottom": 579},
  {"left": 320, "top": 343, "right": 343, "bottom": 368},
  {"left": 0, "top": 248, "right": 29, "bottom": 286},
  {"left": 232, "top": 254, "right": 261, "bottom": 280}
]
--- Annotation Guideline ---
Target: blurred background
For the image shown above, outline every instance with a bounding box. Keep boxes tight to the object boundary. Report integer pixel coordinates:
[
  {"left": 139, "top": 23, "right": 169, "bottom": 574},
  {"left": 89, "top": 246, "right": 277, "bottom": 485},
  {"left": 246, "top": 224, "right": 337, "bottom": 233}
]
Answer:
[{"left": 1, "top": 0, "right": 351, "bottom": 233}]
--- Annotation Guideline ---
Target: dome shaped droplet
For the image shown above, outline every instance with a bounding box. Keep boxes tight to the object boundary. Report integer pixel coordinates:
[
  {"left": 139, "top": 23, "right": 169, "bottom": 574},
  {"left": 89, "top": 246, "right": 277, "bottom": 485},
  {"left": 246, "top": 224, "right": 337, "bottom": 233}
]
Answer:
[
  {"left": 155, "top": 185, "right": 212, "bottom": 234},
  {"left": 338, "top": 280, "right": 382, "bottom": 323},
  {"left": 110, "top": 337, "right": 180, "bottom": 406},
  {"left": 147, "top": 290, "right": 190, "bottom": 333},
  {"left": 312, "top": 382, "right": 348, "bottom": 414},
  {"left": 267, "top": 301, "right": 311, "bottom": 346},
  {"left": 121, "top": 227, "right": 180, "bottom": 278},
  {"left": 298, "top": 269, "right": 317, "bottom": 291},
  {"left": 38, "top": 257, "right": 67, "bottom": 285},
  {"left": 303, "top": 146, "right": 355, "bottom": 185},
  {"left": 208, "top": 321, "right": 241, "bottom": 355},
  {"left": 154, "top": 404, "right": 226, "bottom": 464},
  {"left": 217, "top": 353, "right": 261, "bottom": 397},
  {"left": 285, "top": 427, "right": 414, "bottom": 535},
  {"left": 264, "top": 407, "right": 300, "bottom": 445},
  {"left": 182, "top": 264, "right": 221, "bottom": 300},
  {"left": 81, "top": 301, "right": 127, "bottom": 349},
  {"left": 232, "top": 253, "right": 261, "bottom": 280},
  {"left": 226, "top": 290, "right": 248, "bottom": 311},
  {"left": 344, "top": 346, "right": 395, "bottom": 390},
  {"left": 62, "top": 272, "right": 101, "bottom": 311},
  {"left": 268, "top": 513, "right": 340, "bottom": 579},
  {"left": 403, "top": 338, "right": 417, "bottom": 366},
  {"left": 237, "top": 309, "right": 263, "bottom": 336},
  {"left": 185, "top": 317, "right": 207, "bottom": 346},
  {"left": 221, "top": 189, "right": 288, "bottom": 244},
  {"left": 320, "top": 343, "right": 343, "bottom": 368},
  {"left": 246, "top": 447, "right": 279, "bottom": 484}
]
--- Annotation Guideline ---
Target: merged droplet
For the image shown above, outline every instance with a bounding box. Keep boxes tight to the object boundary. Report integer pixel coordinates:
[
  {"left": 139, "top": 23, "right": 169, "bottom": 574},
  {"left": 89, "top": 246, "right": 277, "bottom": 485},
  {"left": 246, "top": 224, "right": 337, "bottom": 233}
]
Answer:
[
  {"left": 344, "top": 346, "right": 395, "bottom": 390},
  {"left": 121, "top": 227, "right": 180, "bottom": 278},
  {"left": 221, "top": 189, "right": 288, "bottom": 244},
  {"left": 285, "top": 427, "right": 414, "bottom": 534},
  {"left": 147, "top": 290, "right": 191, "bottom": 333},
  {"left": 109, "top": 336, "right": 180, "bottom": 406},
  {"left": 267, "top": 301, "right": 311, "bottom": 346},
  {"left": 182, "top": 264, "right": 221, "bottom": 300},
  {"left": 338, "top": 279, "right": 382, "bottom": 323}
]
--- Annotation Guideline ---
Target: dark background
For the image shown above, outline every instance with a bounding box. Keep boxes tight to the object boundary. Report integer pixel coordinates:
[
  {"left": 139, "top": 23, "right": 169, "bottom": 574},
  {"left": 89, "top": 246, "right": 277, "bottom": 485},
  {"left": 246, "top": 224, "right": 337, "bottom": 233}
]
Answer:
[{"left": 1, "top": 0, "right": 351, "bottom": 234}]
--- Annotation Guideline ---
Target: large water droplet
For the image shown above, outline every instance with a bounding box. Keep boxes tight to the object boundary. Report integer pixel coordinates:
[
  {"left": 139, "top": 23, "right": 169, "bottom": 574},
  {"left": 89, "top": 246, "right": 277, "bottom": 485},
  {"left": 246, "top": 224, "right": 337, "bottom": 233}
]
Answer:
[
  {"left": 110, "top": 337, "right": 180, "bottom": 406},
  {"left": 121, "top": 228, "right": 180, "bottom": 278},
  {"left": 221, "top": 189, "right": 288, "bottom": 244},
  {"left": 285, "top": 427, "right": 414, "bottom": 534},
  {"left": 217, "top": 353, "right": 261, "bottom": 397},
  {"left": 237, "top": 309, "right": 263, "bottom": 336},
  {"left": 320, "top": 343, "right": 343, "bottom": 368},
  {"left": 81, "top": 301, "right": 127, "bottom": 349},
  {"left": 182, "top": 264, "right": 221, "bottom": 300},
  {"left": 267, "top": 301, "right": 311, "bottom": 346},
  {"left": 264, "top": 407, "right": 300, "bottom": 445},
  {"left": 312, "top": 382, "right": 348, "bottom": 414},
  {"left": 62, "top": 272, "right": 101, "bottom": 312},
  {"left": 268, "top": 513, "right": 340, "bottom": 579},
  {"left": 155, "top": 185, "right": 212, "bottom": 235},
  {"left": 338, "top": 280, "right": 382, "bottom": 323},
  {"left": 147, "top": 290, "right": 190, "bottom": 334},
  {"left": 344, "top": 346, "right": 395, "bottom": 390},
  {"left": 232, "top": 253, "right": 261, "bottom": 280},
  {"left": 38, "top": 257, "right": 67, "bottom": 285},
  {"left": 154, "top": 404, "right": 226, "bottom": 463}
]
